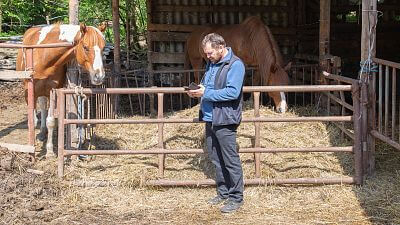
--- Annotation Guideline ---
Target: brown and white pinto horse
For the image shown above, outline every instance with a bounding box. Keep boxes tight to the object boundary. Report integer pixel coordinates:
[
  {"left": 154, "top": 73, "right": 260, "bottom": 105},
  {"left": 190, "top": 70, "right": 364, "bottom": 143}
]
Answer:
[
  {"left": 16, "top": 23, "right": 106, "bottom": 157},
  {"left": 184, "top": 16, "right": 291, "bottom": 113}
]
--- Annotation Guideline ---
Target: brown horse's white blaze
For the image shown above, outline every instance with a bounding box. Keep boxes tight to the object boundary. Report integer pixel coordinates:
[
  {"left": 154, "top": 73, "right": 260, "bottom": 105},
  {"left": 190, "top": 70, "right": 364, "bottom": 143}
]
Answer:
[
  {"left": 16, "top": 22, "right": 106, "bottom": 157},
  {"left": 184, "top": 16, "right": 291, "bottom": 113}
]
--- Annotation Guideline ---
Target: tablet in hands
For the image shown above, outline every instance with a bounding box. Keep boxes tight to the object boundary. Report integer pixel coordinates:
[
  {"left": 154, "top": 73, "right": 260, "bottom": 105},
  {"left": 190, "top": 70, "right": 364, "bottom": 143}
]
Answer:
[{"left": 184, "top": 82, "right": 201, "bottom": 91}]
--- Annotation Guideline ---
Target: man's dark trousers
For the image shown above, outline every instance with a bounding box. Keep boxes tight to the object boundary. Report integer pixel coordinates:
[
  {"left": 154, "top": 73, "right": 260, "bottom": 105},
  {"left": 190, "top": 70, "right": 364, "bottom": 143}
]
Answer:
[{"left": 205, "top": 122, "right": 244, "bottom": 203}]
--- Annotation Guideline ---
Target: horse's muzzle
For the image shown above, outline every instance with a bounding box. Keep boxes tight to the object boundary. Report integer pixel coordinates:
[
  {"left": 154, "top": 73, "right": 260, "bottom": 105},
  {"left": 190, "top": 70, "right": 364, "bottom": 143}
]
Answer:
[
  {"left": 276, "top": 102, "right": 287, "bottom": 114},
  {"left": 90, "top": 70, "right": 105, "bottom": 85}
]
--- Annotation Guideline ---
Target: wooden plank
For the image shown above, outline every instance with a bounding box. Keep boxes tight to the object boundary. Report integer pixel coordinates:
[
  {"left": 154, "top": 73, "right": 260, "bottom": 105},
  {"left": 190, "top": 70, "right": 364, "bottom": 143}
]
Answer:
[
  {"left": 148, "top": 23, "right": 297, "bottom": 35},
  {"left": 149, "top": 32, "right": 190, "bottom": 42},
  {"left": 149, "top": 52, "right": 185, "bottom": 64},
  {"left": 0, "top": 70, "right": 32, "bottom": 79},
  {"left": 319, "top": 0, "right": 331, "bottom": 62},
  {"left": 0, "top": 142, "right": 35, "bottom": 153},
  {"left": 153, "top": 5, "right": 287, "bottom": 13}
]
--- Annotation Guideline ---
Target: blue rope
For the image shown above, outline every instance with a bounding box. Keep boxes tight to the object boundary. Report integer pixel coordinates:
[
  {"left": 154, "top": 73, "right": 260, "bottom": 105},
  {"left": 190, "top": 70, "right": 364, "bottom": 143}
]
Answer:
[{"left": 360, "top": 60, "right": 378, "bottom": 73}]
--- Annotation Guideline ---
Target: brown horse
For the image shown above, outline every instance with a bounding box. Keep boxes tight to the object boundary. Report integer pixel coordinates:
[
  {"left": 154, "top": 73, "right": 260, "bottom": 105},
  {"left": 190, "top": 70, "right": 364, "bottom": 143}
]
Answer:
[
  {"left": 16, "top": 23, "right": 106, "bottom": 157},
  {"left": 184, "top": 16, "right": 291, "bottom": 113}
]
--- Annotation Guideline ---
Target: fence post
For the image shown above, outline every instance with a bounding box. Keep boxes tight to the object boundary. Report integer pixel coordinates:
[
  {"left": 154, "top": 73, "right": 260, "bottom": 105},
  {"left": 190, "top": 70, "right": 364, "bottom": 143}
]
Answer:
[
  {"left": 368, "top": 71, "right": 376, "bottom": 175},
  {"left": 253, "top": 92, "right": 261, "bottom": 178},
  {"left": 26, "top": 48, "right": 35, "bottom": 160},
  {"left": 158, "top": 93, "right": 165, "bottom": 177},
  {"left": 57, "top": 90, "right": 66, "bottom": 178},
  {"left": 352, "top": 82, "right": 363, "bottom": 185},
  {"left": 361, "top": 81, "right": 370, "bottom": 179}
]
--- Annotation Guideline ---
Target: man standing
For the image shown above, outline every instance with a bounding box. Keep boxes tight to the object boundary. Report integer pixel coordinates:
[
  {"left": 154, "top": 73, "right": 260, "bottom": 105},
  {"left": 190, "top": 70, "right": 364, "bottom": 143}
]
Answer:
[{"left": 187, "top": 33, "right": 245, "bottom": 213}]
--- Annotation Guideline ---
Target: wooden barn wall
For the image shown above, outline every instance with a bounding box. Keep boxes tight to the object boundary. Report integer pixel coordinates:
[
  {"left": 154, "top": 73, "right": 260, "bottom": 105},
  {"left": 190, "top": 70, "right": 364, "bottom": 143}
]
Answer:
[
  {"left": 297, "top": 0, "right": 400, "bottom": 75},
  {"left": 147, "top": 0, "right": 297, "bottom": 77}
]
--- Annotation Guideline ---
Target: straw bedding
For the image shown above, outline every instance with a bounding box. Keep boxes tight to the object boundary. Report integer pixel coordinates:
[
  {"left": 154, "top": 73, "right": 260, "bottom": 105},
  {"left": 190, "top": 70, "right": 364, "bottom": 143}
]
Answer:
[{"left": 1, "top": 82, "right": 399, "bottom": 224}]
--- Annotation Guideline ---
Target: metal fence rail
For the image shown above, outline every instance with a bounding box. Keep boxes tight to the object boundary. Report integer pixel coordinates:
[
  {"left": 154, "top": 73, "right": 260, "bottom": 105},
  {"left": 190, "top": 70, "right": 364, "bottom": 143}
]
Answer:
[
  {"left": 0, "top": 42, "right": 73, "bottom": 159},
  {"left": 56, "top": 84, "right": 363, "bottom": 186},
  {"left": 372, "top": 57, "right": 400, "bottom": 151}
]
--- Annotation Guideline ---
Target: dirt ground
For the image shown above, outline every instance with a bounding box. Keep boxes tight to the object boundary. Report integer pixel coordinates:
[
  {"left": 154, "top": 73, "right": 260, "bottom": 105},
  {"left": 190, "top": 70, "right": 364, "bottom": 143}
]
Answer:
[{"left": 1, "top": 82, "right": 400, "bottom": 225}]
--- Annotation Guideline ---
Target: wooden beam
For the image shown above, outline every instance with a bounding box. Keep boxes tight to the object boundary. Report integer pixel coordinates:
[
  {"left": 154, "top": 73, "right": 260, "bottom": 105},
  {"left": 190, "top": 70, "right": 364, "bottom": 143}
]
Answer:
[
  {"left": 149, "top": 52, "right": 185, "bottom": 64},
  {"left": 319, "top": 0, "right": 331, "bottom": 66},
  {"left": 149, "top": 32, "right": 190, "bottom": 42},
  {"left": 0, "top": 142, "right": 35, "bottom": 153},
  {"left": 361, "top": 0, "right": 378, "bottom": 177},
  {"left": 153, "top": 5, "right": 287, "bottom": 13},
  {"left": 148, "top": 23, "right": 297, "bottom": 35},
  {"left": 0, "top": 70, "right": 32, "bottom": 79}
]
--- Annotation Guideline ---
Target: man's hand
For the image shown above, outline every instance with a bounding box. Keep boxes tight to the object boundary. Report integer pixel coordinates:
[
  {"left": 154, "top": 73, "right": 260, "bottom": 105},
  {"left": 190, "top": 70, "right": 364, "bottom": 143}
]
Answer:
[{"left": 187, "top": 84, "right": 205, "bottom": 98}]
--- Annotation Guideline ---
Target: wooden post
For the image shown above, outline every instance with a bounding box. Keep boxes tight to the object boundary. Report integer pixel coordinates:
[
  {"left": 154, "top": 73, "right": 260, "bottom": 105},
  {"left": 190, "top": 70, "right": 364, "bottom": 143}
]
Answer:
[
  {"left": 361, "top": 0, "right": 377, "bottom": 176},
  {"left": 254, "top": 92, "right": 261, "bottom": 178},
  {"left": 57, "top": 90, "right": 66, "bottom": 178},
  {"left": 66, "top": 0, "right": 80, "bottom": 154},
  {"left": 112, "top": 0, "right": 121, "bottom": 114},
  {"left": 26, "top": 48, "right": 35, "bottom": 159},
  {"left": 147, "top": 0, "right": 156, "bottom": 116},
  {"left": 157, "top": 93, "right": 165, "bottom": 177},
  {"left": 319, "top": 0, "right": 331, "bottom": 112},
  {"left": 319, "top": 0, "right": 330, "bottom": 69}
]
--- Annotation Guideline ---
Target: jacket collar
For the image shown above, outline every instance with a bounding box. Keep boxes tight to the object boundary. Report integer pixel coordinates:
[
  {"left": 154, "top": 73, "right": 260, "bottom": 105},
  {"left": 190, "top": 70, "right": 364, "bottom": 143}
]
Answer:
[{"left": 215, "top": 47, "right": 232, "bottom": 65}]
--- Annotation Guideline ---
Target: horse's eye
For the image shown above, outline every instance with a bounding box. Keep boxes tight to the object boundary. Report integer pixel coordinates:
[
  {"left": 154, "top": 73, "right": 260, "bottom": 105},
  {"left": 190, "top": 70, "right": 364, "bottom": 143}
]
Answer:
[{"left": 83, "top": 46, "right": 89, "bottom": 52}]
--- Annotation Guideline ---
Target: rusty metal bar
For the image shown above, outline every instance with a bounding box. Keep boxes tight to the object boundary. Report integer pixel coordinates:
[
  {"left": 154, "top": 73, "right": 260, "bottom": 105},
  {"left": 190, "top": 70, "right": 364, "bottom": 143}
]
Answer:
[
  {"left": 385, "top": 65, "right": 389, "bottom": 135},
  {"left": 310, "top": 66, "right": 314, "bottom": 105},
  {"left": 57, "top": 90, "right": 66, "bottom": 178},
  {"left": 332, "top": 122, "right": 355, "bottom": 140},
  {"left": 324, "top": 92, "right": 354, "bottom": 111},
  {"left": 294, "top": 67, "right": 297, "bottom": 105},
  {"left": 378, "top": 64, "right": 383, "bottom": 133},
  {"left": 322, "top": 71, "right": 358, "bottom": 84},
  {"left": 392, "top": 67, "right": 396, "bottom": 140},
  {"left": 327, "top": 91, "right": 331, "bottom": 115},
  {"left": 373, "top": 57, "right": 400, "bottom": 69},
  {"left": 26, "top": 49, "right": 35, "bottom": 150},
  {"left": 0, "top": 42, "right": 73, "bottom": 48},
  {"left": 158, "top": 93, "right": 165, "bottom": 177},
  {"left": 64, "top": 116, "right": 353, "bottom": 125},
  {"left": 339, "top": 81, "right": 346, "bottom": 140},
  {"left": 63, "top": 146, "right": 354, "bottom": 156},
  {"left": 59, "top": 85, "right": 353, "bottom": 95},
  {"left": 253, "top": 92, "right": 261, "bottom": 178},
  {"left": 146, "top": 177, "right": 355, "bottom": 186},
  {"left": 352, "top": 83, "right": 363, "bottom": 184},
  {"left": 371, "top": 130, "right": 400, "bottom": 151},
  {"left": 302, "top": 67, "right": 305, "bottom": 105}
]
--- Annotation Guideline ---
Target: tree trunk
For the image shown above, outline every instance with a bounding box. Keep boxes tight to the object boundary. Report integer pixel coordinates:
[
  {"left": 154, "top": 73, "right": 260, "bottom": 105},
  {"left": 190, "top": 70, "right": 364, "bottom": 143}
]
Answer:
[
  {"left": 112, "top": 0, "right": 121, "bottom": 113},
  {"left": 0, "top": 0, "right": 3, "bottom": 33},
  {"left": 66, "top": 0, "right": 80, "bottom": 154},
  {"left": 69, "top": 0, "right": 79, "bottom": 25}
]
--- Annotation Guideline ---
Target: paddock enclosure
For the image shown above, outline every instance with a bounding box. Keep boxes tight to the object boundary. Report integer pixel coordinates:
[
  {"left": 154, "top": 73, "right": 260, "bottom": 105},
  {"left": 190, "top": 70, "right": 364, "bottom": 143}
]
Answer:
[{"left": 1, "top": 0, "right": 400, "bottom": 224}]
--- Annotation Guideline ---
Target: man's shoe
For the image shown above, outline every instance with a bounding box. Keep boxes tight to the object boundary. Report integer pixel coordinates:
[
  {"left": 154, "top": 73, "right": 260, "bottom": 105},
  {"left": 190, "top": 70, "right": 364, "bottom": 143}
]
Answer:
[
  {"left": 207, "top": 196, "right": 228, "bottom": 205},
  {"left": 220, "top": 200, "right": 243, "bottom": 213}
]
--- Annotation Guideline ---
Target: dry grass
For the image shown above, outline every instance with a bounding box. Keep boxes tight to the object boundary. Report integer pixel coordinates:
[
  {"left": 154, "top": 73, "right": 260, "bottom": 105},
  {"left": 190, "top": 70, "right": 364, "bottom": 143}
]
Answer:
[{"left": 1, "top": 82, "right": 400, "bottom": 224}]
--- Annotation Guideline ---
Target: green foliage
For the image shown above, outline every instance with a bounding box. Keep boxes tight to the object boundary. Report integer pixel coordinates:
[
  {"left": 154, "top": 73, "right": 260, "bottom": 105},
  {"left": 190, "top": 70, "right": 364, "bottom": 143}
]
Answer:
[
  {"left": 1, "top": 0, "right": 68, "bottom": 34},
  {"left": 0, "top": 0, "right": 148, "bottom": 45}
]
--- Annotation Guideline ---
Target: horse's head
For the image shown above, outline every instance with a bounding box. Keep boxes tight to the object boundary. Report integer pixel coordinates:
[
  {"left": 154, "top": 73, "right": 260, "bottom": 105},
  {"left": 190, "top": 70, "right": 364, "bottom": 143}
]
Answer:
[
  {"left": 75, "top": 23, "right": 106, "bottom": 85},
  {"left": 266, "top": 62, "right": 291, "bottom": 113}
]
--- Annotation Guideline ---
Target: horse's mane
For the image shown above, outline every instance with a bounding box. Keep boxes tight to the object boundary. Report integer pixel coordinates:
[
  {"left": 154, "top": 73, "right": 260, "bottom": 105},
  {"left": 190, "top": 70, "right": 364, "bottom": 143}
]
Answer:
[{"left": 241, "top": 16, "right": 283, "bottom": 83}]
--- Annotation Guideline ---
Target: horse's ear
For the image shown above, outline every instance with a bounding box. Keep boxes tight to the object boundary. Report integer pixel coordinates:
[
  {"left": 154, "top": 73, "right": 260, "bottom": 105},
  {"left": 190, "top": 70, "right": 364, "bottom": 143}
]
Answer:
[
  {"left": 80, "top": 23, "right": 87, "bottom": 34},
  {"left": 98, "top": 21, "right": 107, "bottom": 33},
  {"left": 284, "top": 62, "right": 292, "bottom": 71}
]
